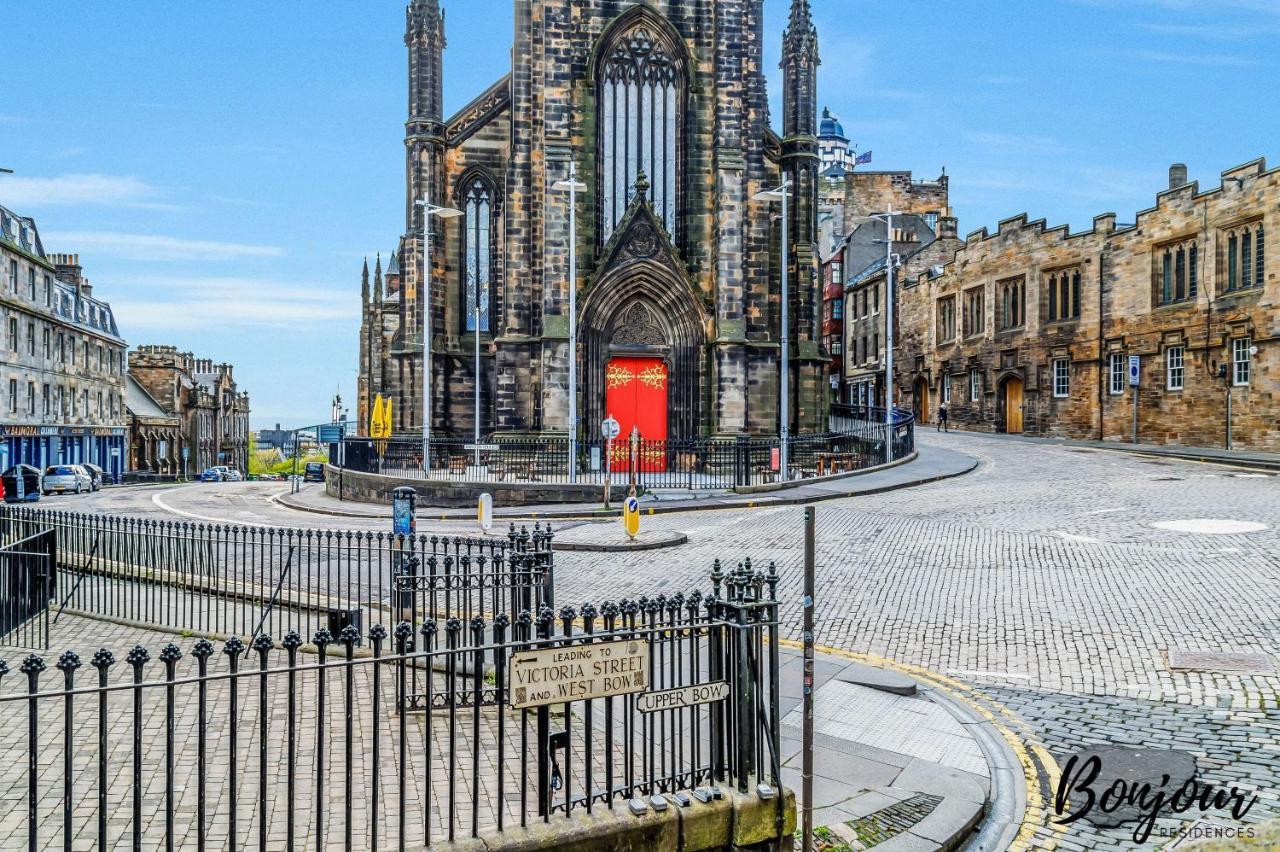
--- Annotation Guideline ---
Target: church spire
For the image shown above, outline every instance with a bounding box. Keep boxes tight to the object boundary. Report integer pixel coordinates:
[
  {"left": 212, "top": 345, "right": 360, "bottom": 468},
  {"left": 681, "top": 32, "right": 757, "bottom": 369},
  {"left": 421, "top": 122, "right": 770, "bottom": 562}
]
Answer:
[
  {"left": 361, "top": 257, "right": 370, "bottom": 303},
  {"left": 781, "top": 0, "right": 819, "bottom": 138}
]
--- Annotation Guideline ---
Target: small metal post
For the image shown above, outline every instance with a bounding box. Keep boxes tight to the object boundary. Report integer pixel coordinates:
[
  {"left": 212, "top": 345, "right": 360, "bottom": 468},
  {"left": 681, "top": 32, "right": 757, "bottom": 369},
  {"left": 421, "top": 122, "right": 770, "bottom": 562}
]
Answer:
[
  {"left": 1132, "top": 382, "right": 1140, "bottom": 444},
  {"left": 801, "top": 507, "right": 816, "bottom": 852},
  {"left": 1226, "top": 384, "right": 1233, "bottom": 450}
]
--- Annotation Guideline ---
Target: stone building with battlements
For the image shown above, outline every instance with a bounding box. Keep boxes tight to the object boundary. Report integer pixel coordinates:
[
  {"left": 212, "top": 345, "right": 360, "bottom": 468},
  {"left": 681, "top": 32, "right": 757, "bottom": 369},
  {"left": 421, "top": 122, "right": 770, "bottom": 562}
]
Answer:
[
  {"left": 357, "top": 0, "right": 828, "bottom": 446},
  {"left": 897, "top": 159, "right": 1277, "bottom": 451},
  {"left": 127, "top": 346, "right": 250, "bottom": 477}
]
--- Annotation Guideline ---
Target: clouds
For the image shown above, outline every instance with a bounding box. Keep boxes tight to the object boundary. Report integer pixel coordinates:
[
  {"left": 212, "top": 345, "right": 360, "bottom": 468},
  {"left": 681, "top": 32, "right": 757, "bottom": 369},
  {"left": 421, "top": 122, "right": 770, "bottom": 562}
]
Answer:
[
  {"left": 40, "top": 231, "right": 284, "bottom": 262},
  {"left": 1130, "top": 49, "right": 1259, "bottom": 67},
  {"left": 0, "top": 173, "right": 175, "bottom": 210},
  {"left": 108, "top": 275, "right": 353, "bottom": 333}
]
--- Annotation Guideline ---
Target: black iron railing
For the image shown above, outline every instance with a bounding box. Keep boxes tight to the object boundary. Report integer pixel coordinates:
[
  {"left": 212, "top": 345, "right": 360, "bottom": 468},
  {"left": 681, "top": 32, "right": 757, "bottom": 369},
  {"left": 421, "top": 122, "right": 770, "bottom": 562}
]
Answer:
[
  {"left": 0, "top": 506, "right": 554, "bottom": 644},
  {"left": 338, "top": 407, "right": 914, "bottom": 488},
  {"left": 0, "top": 526, "right": 56, "bottom": 649},
  {"left": 0, "top": 559, "right": 782, "bottom": 851}
]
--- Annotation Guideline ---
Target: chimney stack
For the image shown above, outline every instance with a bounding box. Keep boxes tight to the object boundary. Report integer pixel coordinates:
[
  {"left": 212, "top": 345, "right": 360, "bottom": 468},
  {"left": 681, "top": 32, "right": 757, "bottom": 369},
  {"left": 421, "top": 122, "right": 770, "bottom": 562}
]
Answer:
[
  {"left": 937, "top": 216, "right": 959, "bottom": 240},
  {"left": 1169, "top": 163, "right": 1188, "bottom": 190}
]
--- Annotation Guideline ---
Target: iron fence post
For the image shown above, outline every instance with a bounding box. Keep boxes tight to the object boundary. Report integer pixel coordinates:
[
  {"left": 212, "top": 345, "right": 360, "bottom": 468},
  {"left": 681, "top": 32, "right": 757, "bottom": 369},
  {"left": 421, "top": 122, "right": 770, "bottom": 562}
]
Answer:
[
  {"left": 190, "top": 640, "right": 212, "bottom": 852},
  {"left": 56, "top": 651, "right": 81, "bottom": 852},
  {"left": 21, "top": 654, "right": 46, "bottom": 852},
  {"left": 126, "top": 645, "right": 151, "bottom": 852}
]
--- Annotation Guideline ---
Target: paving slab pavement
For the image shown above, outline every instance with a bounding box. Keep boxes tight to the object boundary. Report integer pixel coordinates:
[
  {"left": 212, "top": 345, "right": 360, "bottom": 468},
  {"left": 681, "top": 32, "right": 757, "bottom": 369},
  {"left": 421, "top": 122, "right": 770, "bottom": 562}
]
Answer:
[{"left": 778, "top": 646, "right": 999, "bottom": 851}]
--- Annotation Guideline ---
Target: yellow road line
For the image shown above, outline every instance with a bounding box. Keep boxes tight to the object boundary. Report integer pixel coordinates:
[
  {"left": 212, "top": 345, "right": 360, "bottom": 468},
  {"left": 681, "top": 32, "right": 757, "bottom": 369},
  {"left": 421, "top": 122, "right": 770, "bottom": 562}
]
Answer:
[{"left": 778, "top": 638, "right": 1066, "bottom": 851}]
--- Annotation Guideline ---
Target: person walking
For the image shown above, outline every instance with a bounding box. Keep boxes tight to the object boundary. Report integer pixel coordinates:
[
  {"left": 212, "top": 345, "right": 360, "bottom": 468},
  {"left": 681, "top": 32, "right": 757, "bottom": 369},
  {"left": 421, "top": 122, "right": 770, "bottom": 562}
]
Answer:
[{"left": 937, "top": 402, "right": 949, "bottom": 433}]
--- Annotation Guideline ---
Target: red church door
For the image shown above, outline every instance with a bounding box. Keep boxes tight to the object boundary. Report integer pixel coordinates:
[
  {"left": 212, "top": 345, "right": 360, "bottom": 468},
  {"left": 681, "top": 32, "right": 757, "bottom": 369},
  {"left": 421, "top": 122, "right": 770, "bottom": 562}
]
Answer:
[{"left": 605, "top": 356, "right": 668, "bottom": 472}]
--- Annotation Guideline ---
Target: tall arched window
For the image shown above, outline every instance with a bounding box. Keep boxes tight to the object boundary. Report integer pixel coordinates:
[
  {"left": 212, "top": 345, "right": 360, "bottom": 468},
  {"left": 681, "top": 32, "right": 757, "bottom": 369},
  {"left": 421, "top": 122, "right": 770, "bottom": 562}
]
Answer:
[
  {"left": 598, "top": 18, "right": 683, "bottom": 241},
  {"left": 462, "top": 178, "right": 492, "bottom": 332}
]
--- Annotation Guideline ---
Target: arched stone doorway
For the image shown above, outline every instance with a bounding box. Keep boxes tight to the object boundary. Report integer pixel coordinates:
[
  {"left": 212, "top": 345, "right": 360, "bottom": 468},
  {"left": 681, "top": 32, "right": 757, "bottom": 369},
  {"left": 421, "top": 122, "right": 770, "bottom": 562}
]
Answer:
[
  {"left": 998, "top": 374, "right": 1024, "bottom": 434},
  {"left": 579, "top": 200, "right": 706, "bottom": 441},
  {"left": 913, "top": 377, "right": 930, "bottom": 424}
]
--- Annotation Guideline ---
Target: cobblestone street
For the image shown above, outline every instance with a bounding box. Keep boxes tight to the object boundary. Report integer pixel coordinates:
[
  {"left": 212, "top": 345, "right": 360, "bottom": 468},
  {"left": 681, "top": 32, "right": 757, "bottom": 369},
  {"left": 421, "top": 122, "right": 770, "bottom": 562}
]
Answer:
[
  {"left": 23, "top": 432, "right": 1280, "bottom": 848},
  {"left": 548, "top": 432, "right": 1280, "bottom": 848}
]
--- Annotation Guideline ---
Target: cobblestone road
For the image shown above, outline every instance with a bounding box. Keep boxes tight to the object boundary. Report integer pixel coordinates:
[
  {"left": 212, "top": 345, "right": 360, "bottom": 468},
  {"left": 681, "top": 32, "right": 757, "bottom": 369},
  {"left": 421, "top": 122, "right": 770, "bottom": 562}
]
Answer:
[
  {"left": 550, "top": 432, "right": 1280, "bottom": 849},
  {"left": 39, "top": 432, "right": 1280, "bottom": 848}
]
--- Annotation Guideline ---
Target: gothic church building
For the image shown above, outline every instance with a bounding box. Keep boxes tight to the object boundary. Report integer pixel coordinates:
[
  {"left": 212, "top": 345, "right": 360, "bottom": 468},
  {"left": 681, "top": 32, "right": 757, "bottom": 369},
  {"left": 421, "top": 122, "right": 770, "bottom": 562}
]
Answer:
[{"left": 358, "top": 0, "right": 826, "bottom": 443}]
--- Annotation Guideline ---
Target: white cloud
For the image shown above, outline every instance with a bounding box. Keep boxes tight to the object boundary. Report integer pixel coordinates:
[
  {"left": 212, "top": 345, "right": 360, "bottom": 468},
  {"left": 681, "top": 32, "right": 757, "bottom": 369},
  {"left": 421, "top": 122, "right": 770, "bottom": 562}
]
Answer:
[
  {"left": 107, "top": 276, "right": 355, "bottom": 333},
  {"left": 1132, "top": 49, "right": 1259, "bottom": 67},
  {"left": 41, "top": 231, "right": 284, "bottom": 262},
  {"left": 0, "top": 173, "right": 176, "bottom": 209}
]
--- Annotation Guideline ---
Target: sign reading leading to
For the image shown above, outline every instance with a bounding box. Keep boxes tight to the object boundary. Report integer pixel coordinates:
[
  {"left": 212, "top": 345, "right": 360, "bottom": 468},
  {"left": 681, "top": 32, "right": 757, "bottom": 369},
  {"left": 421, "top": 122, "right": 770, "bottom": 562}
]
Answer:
[{"left": 509, "top": 639, "right": 649, "bottom": 709}]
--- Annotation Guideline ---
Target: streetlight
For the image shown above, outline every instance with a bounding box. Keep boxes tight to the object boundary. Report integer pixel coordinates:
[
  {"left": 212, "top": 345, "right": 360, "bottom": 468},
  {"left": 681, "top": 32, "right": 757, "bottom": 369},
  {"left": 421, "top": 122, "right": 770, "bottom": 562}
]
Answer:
[
  {"left": 415, "top": 194, "right": 463, "bottom": 476},
  {"left": 553, "top": 162, "right": 587, "bottom": 483},
  {"left": 846, "top": 207, "right": 897, "bottom": 465},
  {"left": 754, "top": 178, "right": 793, "bottom": 481}
]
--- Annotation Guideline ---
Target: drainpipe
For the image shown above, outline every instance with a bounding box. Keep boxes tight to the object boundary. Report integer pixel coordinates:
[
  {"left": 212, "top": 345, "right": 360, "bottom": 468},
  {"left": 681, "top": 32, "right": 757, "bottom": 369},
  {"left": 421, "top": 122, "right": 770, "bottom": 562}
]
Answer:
[{"left": 1097, "top": 249, "right": 1105, "bottom": 441}]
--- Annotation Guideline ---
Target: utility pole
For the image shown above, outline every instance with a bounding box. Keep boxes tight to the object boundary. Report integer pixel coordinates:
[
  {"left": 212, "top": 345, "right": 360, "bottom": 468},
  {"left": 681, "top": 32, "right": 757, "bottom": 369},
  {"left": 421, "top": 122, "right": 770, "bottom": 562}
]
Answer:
[
  {"left": 883, "top": 207, "right": 895, "bottom": 465},
  {"left": 753, "top": 179, "right": 794, "bottom": 481},
  {"left": 415, "top": 195, "right": 462, "bottom": 476}
]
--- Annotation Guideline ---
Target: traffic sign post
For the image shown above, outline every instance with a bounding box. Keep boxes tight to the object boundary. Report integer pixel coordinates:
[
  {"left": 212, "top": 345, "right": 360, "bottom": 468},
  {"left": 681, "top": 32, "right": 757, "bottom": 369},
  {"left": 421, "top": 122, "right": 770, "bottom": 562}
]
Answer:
[
  {"left": 1129, "top": 355, "right": 1141, "bottom": 444},
  {"left": 602, "top": 416, "right": 620, "bottom": 510}
]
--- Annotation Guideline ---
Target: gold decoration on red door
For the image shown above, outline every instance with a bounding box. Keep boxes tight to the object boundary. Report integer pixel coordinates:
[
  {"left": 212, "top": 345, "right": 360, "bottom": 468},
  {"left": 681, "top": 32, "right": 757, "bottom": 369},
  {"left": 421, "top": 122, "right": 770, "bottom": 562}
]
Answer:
[
  {"left": 638, "top": 365, "right": 667, "bottom": 389},
  {"left": 606, "top": 364, "right": 635, "bottom": 388}
]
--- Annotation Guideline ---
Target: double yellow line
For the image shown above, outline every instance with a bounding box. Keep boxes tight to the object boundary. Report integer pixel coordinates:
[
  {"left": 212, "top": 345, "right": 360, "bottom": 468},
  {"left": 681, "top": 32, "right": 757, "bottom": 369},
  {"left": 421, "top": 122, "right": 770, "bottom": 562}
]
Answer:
[{"left": 778, "top": 638, "right": 1068, "bottom": 851}]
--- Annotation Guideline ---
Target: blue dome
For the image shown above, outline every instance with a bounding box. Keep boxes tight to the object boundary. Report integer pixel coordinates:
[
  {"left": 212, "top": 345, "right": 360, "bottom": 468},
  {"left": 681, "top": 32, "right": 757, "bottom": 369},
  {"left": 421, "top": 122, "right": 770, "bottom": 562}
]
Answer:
[{"left": 819, "top": 107, "right": 846, "bottom": 140}]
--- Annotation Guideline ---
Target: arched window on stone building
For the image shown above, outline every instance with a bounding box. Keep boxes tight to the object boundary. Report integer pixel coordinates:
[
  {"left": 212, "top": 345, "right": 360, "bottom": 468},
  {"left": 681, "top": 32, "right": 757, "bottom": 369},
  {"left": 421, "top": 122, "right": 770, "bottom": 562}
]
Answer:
[
  {"left": 1220, "top": 221, "right": 1264, "bottom": 293},
  {"left": 462, "top": 177, "right": 493, "bottom": 332},
  {"left": 598, "top": 14, "right": 684, "bottom": 242}
]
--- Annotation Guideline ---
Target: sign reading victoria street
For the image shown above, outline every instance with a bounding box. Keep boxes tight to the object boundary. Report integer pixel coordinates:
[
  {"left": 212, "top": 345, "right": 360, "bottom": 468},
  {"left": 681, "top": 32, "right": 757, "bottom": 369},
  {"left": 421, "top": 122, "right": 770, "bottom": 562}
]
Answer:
[
  {"left": 636, "top": 681, "right": 730, "bottom": 713},
  {"left": 509, "top": 639, "right": 649, "bottom": 709}
]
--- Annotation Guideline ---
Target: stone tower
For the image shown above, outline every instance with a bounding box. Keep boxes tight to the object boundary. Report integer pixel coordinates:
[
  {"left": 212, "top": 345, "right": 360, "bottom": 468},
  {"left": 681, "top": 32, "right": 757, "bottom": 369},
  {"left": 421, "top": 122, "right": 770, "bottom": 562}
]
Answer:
[{"left": 781, "top": 0, "right": 827, "bottom": 433}]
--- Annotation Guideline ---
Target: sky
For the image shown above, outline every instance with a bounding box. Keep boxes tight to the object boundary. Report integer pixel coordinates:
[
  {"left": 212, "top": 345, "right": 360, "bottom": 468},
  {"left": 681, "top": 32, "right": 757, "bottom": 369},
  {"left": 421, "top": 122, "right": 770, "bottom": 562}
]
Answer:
[{"left": 1, "top": 0, "right": 1275, "bottom": 429}]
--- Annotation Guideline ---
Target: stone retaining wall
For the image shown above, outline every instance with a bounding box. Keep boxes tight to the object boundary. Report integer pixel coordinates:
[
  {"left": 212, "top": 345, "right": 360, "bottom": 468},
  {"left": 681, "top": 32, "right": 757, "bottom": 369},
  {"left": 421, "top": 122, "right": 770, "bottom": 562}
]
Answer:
[
  {"left": 325, "top": 465, "right": 609, "bottom": 508},
  {"left": 428, "top": 788, "right": 795, "bottom": 852}
]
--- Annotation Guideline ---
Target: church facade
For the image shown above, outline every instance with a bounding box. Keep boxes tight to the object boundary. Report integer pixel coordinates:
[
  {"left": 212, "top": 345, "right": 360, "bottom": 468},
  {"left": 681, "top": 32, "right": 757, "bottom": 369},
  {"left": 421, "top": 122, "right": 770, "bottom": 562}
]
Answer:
[{"left": 358, "top": 0, "right": 827, "bottom": 443}]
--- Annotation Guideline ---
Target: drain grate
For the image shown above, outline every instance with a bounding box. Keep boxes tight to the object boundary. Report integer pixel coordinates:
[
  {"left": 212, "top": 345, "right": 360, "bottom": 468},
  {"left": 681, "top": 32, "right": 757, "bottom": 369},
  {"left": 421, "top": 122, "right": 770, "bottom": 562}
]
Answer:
[
  {"left": 842, "top": 793, "right": 943, "bottom": 847},
  {"left": 1168, "top": 649, "right": 1277, "bottom": 675}
]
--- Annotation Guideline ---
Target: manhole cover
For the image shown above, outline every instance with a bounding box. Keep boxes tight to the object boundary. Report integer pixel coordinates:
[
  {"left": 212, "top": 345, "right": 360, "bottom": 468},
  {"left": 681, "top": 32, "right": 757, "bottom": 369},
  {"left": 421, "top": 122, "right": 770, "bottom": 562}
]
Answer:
[
  {"left": 1168, "top": 649, "right": 1277, "bottom": 675},
  {"left": 1151, "top": 518, "right": 1270, "bottom": 534}
]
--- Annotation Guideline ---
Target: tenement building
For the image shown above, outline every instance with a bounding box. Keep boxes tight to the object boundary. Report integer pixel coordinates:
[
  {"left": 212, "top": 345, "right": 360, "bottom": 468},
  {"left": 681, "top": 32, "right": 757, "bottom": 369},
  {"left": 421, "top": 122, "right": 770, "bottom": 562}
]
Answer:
[
  {"left": 127, "top": 346, "right": 251, "bottom": 476},
  {"left": 897, "top": 159, "right": 1277, "bottom": 450},
  {"left": 0, "top": 208, "right": 128, "bottom": 479},
  {"left": 358, "top": 0, "right": 828, "bottom": 445}
]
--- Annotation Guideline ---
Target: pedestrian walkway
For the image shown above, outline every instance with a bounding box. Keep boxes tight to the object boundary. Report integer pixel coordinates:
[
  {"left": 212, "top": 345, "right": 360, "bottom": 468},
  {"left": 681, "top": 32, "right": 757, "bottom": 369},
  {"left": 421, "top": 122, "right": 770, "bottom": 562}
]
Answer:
[
  {"left": 776, "top": 647, "right": 997, "bottom": 851},
  {"left": 276, "top": 444, "right": 979, "bottom": 522},
  {"left": 943, "top": 428, "right": 1280, "bottom": 471}
]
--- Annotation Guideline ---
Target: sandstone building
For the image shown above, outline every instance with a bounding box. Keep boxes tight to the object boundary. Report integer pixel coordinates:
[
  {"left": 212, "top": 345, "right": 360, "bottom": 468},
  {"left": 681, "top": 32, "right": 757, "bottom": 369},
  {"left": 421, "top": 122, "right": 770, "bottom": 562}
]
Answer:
[
  {"left": 127, "top": 346, "right": 251, "bottom": 476},
  {"left": 897, "top": 159, "right": 1276, "bottom": 451},
  {"left": 357, "top": 0, "right": 828, "bottom": 446},
  {"left": 0, "top": 208, "right": 128, "bottom": 479}
]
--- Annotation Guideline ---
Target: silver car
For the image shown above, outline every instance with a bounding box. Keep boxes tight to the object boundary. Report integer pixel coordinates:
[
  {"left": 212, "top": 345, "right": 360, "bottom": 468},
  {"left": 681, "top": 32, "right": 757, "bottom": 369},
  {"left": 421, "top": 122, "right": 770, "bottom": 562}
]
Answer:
[{"left": 43, "top": 464, "right": 93, "bottom": 495}]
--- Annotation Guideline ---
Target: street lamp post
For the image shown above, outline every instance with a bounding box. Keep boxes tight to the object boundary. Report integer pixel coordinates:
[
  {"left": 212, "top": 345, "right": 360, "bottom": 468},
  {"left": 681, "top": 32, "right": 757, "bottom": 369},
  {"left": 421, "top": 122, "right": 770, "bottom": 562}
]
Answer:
[
  {"left": 414, "top": 195, "right": 463, "bottom": 476},
  {"left": 553, "top": 163, "right": 587, "bottom": 483},
  {"left": 754, "top": 179, "right": 793, "bottom": 482}
]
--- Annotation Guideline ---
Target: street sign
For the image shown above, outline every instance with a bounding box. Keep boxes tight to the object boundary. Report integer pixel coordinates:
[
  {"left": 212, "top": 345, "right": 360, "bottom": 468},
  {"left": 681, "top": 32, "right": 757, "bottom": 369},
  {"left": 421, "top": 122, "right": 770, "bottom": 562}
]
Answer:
[
  {"left": 318, "top": 424, "right": 344, "bottom": 443},
  {"left": 623, "top": 495, "right": 640, "bottom": 539},
  {"left": 509, "top": 638, "right": 649, "bottom": 709},
  {"left": 637, "top": 681, "right": 729, "bottom": 713},
  {"left": 1128, "top": 355, "right": 1141, "bottom": 387},
  {"left": 602, "top": 416, "right": 621, "bottom": 440},
  {"left": 464, "top": 443, "right": 500, "bottom": 452}
]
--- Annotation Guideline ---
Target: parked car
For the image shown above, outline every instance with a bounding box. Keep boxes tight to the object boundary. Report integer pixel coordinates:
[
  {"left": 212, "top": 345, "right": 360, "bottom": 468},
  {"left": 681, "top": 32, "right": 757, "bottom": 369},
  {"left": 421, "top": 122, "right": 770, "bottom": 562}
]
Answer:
[
  {"left": 2, "top": 464, "right": 43, "bottom": 502},
  {"left": 211, "top": 465, "right": 231, "bottom": 481},
  {"left": 199, "top": 468, "right": 223, "bottom": 482},
  {"left": 43, "top": 465, "right": 93, "bottom": 495},
  {"left": 224, "top": 469, "right": 243, "bottom": 482},
  {"left": 303, "top": 462, "right": 325, "bottom": 483},
  {"left": 81, "top": 462, "right": 106, "bottom": 491}
]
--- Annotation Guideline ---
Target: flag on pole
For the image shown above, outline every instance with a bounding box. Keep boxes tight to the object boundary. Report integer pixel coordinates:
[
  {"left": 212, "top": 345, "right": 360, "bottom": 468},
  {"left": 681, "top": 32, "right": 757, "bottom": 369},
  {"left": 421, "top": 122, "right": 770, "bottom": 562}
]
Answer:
[{"left": 854, "top": 151, "right": 873, "bottom": 166}]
